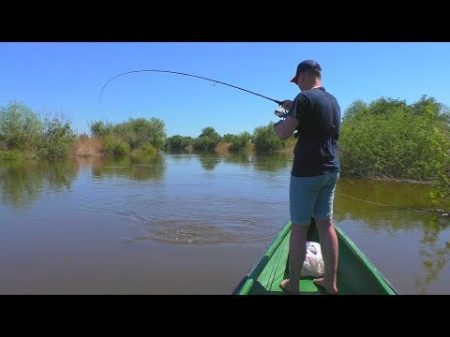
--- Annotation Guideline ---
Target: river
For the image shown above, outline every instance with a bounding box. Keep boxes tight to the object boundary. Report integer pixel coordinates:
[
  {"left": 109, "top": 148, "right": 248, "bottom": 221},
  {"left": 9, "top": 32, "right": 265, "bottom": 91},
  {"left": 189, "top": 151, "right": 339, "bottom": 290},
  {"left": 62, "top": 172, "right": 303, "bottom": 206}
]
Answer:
[{"left": 0, "top": 153, "right": 448, "bottom": 294}]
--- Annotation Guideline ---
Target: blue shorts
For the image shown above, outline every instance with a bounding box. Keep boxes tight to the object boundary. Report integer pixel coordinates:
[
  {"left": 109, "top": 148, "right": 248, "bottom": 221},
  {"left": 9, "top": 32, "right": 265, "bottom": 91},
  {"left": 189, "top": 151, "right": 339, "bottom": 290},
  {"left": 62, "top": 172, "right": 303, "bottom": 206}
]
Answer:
[{"left": 290, "top": 172, "right": 339, "bottom": 225}]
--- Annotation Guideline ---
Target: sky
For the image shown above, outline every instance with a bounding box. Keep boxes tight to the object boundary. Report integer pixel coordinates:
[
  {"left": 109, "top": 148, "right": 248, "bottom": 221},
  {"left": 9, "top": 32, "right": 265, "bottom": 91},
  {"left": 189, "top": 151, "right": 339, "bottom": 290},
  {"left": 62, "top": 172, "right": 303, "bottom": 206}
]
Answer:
[{"left": 1, "top": 42, "right": 449, "bottom": 137}]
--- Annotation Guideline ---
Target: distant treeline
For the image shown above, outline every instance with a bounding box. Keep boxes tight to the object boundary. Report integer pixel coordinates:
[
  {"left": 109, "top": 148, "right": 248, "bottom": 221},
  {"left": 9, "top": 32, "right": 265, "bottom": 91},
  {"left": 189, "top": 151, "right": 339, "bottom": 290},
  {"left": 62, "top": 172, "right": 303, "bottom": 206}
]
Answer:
[
  {"left": 1, "top": 97, "right": 449, "bottom": 209},
  {"left": 0, "top": 101, "right": 289, "bottom": 160},
  {"left": 89, "top": 121, "right": 289, "bottom": 155}
]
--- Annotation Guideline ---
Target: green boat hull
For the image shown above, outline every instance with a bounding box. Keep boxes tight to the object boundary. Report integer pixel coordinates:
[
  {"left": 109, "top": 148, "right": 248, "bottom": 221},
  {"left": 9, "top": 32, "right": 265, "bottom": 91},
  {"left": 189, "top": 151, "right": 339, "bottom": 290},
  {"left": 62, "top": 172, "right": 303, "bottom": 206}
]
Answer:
[{"left": 233, "top": 221, "right": 397, "bottom": 295}]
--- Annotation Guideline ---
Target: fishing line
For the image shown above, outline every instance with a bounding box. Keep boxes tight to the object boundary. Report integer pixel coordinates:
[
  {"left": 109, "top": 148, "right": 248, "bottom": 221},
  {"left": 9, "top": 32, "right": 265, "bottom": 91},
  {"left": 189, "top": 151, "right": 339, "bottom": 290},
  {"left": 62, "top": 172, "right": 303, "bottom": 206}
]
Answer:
[
  {"left": 336, "top": 192, "right": 438, "bottom": 213},
  {"left": 336, "top": 192, "right": 397, "bottom": 208},
  {"left": 99, "top": 69, "right": 284, "bottom": 106}
]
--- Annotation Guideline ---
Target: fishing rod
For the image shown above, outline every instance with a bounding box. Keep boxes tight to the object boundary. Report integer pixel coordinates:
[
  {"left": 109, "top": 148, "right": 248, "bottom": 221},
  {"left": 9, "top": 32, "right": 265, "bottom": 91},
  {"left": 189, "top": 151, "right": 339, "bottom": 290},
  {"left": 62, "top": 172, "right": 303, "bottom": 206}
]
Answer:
[{"left": 99, "top": 69, "right": 285, "bottom": 107}]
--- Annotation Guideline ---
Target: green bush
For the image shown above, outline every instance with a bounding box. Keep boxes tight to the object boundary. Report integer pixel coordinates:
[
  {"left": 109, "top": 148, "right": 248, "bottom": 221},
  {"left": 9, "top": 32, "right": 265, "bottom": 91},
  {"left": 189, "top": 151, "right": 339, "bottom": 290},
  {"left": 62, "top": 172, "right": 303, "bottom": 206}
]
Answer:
[
  {"left": 38, "top": 117, "right": 76, "bottom": 160},
  {"left": 340, "top": 96, "right": 450, "bottom": 180},
  {"left": 253, "top": 122, "right": 285, "bottom": 153},
  {"left": 165, "top": 135, "right": 192, "bottom": 151},
  {"left": 0, "top": 101, "right": 43, "bottom": 151},
  {"left": 130, "top": 143, "right": 158, "bottom": 158},
  {"left": 222, "top": 133, "right": 237, "bottom": 143},
  {"left": 102, "top": 135, "right": 130, "bottom": 156},
  {"left": 90, "top": 121, "right": 113, "bottom": 137},
  {"left": 0, "top": 150, "right": 23, "bottom": 162},
  {"left": 192, "top": 137, "right": 218, "bottom": 152},
  {"left": 431, "top": 167, "right": 450, "bottom": 211},
  {"left": 229, "top": 132, "right": 252, "bottom": 152},
  {"left": 113, "top": 118, "right": 166, "bottom": 150},
  {"left": 90, "top": 118, "right": 167, "bottom": 151},
  {"left": 0, "top": 102, "right": 76, "bottom": 160}
]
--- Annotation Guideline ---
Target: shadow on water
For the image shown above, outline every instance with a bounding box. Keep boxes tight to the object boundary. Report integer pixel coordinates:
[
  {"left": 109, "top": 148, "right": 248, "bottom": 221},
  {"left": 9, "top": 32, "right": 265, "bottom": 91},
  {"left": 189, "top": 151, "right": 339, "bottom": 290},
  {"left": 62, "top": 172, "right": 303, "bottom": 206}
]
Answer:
[{"left": 0, "top": 159, "right": 78, "bottom": 208}]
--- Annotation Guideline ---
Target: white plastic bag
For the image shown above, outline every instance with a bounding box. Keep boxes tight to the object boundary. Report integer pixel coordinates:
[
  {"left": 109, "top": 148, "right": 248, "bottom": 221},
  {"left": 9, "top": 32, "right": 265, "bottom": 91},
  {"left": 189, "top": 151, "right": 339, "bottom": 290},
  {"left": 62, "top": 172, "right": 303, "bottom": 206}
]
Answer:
[{"left": 301, "top": 241, "right": 325, "bottom": 277}]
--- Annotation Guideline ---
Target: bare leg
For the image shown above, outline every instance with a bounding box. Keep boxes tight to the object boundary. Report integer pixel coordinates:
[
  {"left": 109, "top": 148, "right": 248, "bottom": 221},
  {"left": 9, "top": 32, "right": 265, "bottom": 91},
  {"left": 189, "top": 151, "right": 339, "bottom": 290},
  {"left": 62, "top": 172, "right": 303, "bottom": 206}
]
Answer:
[
  {"left": 314, "top": 219, "right": 339, "bottom": 294},
  {"left": 280, "top": 224, "right": 309, "bottom": 295}
]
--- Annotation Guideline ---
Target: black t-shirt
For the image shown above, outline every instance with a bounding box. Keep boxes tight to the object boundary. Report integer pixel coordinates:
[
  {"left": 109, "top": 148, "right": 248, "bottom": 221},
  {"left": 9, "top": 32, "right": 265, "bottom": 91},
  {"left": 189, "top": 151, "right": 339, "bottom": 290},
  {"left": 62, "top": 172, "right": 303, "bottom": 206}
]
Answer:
[{"left": 288, "top": 87, "right": 341, "bottom": 177}]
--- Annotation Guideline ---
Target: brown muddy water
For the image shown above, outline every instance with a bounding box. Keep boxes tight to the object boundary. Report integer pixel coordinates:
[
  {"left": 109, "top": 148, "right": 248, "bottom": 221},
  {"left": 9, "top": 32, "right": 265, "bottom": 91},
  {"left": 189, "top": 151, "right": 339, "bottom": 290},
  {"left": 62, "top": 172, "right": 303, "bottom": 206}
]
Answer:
[{"left": 0, "top": 153, "right": 449, "bottom": 294}]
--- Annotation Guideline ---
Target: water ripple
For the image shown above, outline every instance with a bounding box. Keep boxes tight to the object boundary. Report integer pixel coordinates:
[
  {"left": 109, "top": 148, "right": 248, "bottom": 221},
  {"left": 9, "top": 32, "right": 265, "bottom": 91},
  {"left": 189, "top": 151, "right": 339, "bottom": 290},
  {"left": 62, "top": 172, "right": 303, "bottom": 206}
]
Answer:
[{"left": 130, "top": 219, "right": 278, "bottom": 245}]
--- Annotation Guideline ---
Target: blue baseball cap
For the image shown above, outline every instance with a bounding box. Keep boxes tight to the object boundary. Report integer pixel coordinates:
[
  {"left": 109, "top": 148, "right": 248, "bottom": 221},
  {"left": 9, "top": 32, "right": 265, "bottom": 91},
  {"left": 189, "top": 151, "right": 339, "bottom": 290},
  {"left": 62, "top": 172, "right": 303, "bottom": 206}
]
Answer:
[{"left": 290, "top": 60, "right": 322, "bottom": 83}]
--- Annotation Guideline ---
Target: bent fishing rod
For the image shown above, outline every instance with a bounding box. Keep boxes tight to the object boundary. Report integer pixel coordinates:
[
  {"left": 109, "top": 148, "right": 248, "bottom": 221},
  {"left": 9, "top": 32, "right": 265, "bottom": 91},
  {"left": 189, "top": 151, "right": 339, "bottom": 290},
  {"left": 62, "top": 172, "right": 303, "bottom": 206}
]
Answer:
[{"left": 99, "top": 69, "right": 285, "bottom": 107}]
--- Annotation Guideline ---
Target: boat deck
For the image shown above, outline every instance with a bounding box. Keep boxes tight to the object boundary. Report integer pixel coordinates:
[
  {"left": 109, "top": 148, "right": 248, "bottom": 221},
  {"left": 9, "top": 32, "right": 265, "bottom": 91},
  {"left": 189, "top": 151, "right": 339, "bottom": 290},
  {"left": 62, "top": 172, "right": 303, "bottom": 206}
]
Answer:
[
  {"left": 247, "top": 228, "right": 355, "bottom": 295},
  {"left": 234, "top": 221, "right": 397, "bottom": 295}
]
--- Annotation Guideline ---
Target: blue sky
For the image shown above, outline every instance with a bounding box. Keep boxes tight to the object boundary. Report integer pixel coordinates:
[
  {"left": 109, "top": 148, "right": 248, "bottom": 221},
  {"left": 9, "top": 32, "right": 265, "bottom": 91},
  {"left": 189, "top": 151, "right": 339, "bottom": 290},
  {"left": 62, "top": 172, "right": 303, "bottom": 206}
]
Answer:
[{"left": 1, "top": 42, "right": 449, "bottom": 137}]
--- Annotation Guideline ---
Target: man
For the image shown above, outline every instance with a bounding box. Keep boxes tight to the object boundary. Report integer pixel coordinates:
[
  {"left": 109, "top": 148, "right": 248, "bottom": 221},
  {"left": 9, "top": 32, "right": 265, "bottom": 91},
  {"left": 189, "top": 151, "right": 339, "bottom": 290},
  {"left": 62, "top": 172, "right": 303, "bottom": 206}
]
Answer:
[{"left": 274, "top": 60, "right": 341, "bottom": 295}]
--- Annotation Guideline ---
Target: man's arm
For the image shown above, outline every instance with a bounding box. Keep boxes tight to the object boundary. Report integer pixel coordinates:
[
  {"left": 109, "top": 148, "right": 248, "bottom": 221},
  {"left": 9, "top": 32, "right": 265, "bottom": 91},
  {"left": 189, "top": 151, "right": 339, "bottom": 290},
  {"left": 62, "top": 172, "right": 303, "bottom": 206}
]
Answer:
[{"left": 274, "top": 115, "right": 299, "bottom": 140}]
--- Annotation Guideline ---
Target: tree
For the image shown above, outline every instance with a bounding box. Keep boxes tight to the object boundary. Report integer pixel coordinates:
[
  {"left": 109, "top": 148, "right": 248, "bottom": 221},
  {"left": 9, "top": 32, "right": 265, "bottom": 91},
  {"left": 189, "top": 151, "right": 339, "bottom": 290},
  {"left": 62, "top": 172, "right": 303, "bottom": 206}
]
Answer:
[
  {"left": 368, "top": 97, "right": 408, "bottom": 116},
  {"left": 0, "top": 101, "right": 43, "bottom": 150},
  {"left": 199, "top": 127, "right": 220, "bottom": 139},
  {"left": 166, "top": 135, "right": 192, "bottom": 151},
  {"left": 193, "top": 127, "right": 221, "bottom": 152},
  {"left": 39, "top": 117, "right": 76, "bottom": 160}
]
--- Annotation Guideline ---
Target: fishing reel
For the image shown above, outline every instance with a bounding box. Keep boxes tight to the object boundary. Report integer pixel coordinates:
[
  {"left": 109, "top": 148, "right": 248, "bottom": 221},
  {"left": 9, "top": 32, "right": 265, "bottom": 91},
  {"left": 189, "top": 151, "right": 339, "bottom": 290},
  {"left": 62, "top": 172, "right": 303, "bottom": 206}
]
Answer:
[
  {"left": 274, "top": 106, "right": 299, "bottom": 138},
  {"left": 274, "top": 106, "right": 289, "bottom": 119}
]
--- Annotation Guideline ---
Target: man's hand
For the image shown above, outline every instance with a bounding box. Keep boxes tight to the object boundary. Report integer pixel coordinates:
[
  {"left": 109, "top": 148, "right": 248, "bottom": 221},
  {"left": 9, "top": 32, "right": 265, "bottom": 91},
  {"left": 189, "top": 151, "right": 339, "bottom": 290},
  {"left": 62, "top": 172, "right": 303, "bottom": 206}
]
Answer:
[
  {"left": 281, "top": 100, "right": 293, "bottom": 111},
  {"left": 275, "top": 100, "right": 293, "bottom": 118},
  {"left": 273, "top": 115, "right": 299, "bottom": 140},
  {"left": 274, "top": 120, "right": 283, "bottom": 127},
  {"left": 274, "top": 108, "right": 288, "bottom": 118}
]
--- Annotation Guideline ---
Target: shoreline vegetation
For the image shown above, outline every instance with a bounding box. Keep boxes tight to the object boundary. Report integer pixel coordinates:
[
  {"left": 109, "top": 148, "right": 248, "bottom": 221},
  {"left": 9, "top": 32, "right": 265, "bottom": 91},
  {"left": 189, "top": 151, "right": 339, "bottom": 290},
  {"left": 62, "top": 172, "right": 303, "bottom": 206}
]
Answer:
[{"left": 1, "top": 96, "right": 449, "bottom": 213}]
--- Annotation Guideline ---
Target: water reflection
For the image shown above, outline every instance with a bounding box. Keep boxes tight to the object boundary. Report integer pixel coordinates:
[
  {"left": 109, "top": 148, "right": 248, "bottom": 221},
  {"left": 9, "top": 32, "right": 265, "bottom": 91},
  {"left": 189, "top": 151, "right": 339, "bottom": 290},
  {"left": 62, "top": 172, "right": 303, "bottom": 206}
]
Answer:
[
  {"left": 415, "top": 217, "right": 450, "bottom": 294},
  {"left": 335, "top": 177, "right": 450, "bottom": 294},
  {"left": 167, "top": 151, "right": 291, "bottom": 173},
  {"left": 0, "top": 160, "right": 78, "bottom": 208},
  {"left": 197, "top": 153, "right": 221, "bottom": 171},
  {"left": 91, "top": 155, "right": 166, "bottom": 181},
  {"left": 337, "top": 178, "right": 434, "bottom": 211},
  {"left": 222, "top": 152, "right": 254, "bottom": 167},
  {"left": 253, "top": 153, "right": 291, "bottom": 172},
  {"left": 336, "top": 178, "right": 436, "bottom": 231},
  {"left": 169, "top": 153, "right": 194, "bottom": 163}
]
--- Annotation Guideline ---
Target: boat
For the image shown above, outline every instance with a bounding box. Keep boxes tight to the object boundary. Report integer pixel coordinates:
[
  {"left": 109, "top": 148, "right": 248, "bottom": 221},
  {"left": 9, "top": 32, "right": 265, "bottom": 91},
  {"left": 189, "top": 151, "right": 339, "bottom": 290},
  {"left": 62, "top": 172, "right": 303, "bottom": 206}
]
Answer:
[{"left": 233, "top": 220, "right": 397, "bottom": 295}]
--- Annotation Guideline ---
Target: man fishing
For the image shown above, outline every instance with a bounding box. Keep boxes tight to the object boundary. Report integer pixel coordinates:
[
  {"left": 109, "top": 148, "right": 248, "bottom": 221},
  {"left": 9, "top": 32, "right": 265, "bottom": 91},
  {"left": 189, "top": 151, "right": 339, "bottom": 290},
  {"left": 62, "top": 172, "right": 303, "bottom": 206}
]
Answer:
[
  {"left": 273, "top": 60, "right": 341, "bottom": 295},
  {"left": 100, "top": 65, "right": 340, "bottom": 295}
]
